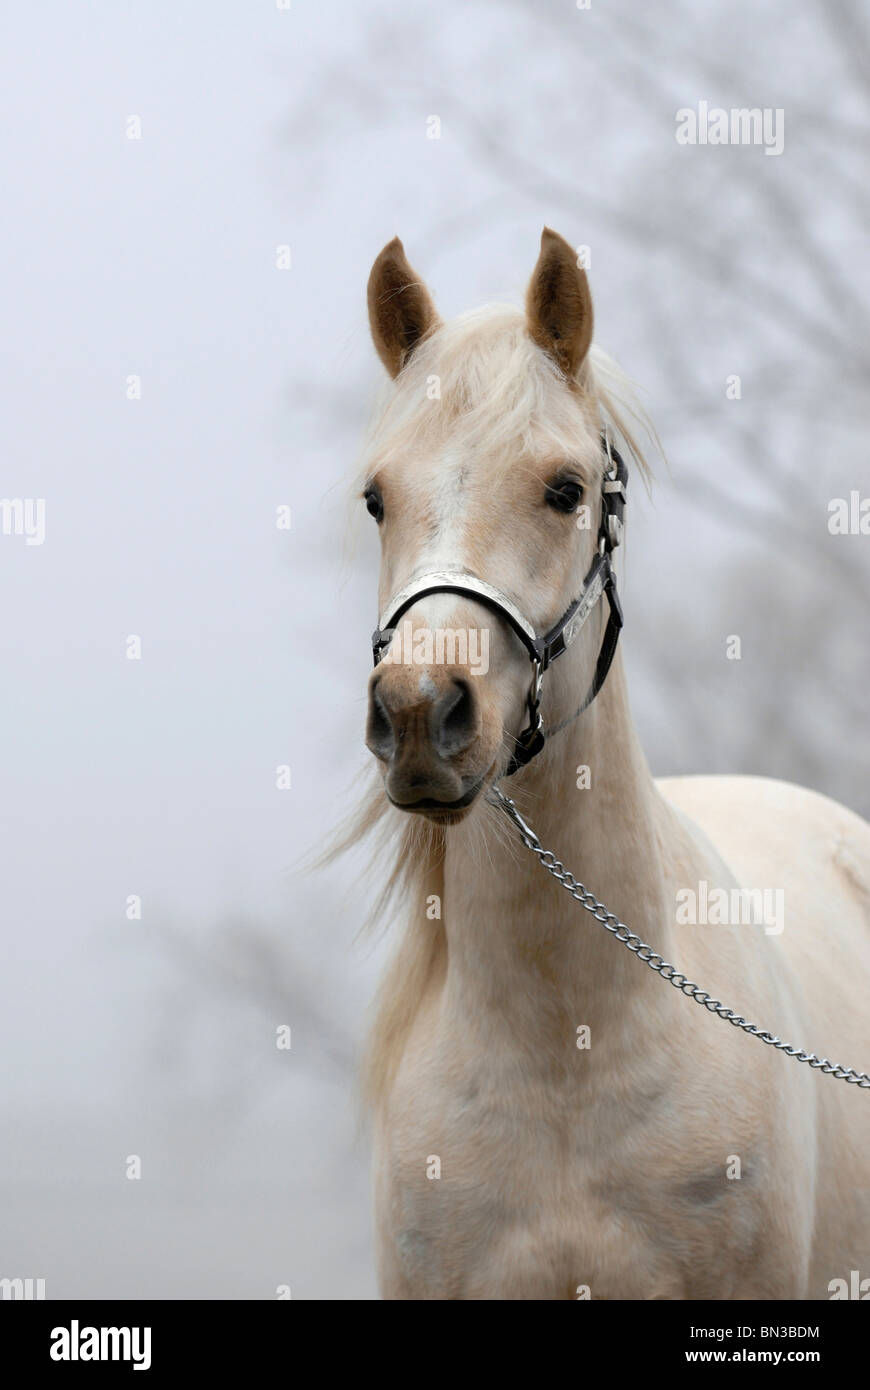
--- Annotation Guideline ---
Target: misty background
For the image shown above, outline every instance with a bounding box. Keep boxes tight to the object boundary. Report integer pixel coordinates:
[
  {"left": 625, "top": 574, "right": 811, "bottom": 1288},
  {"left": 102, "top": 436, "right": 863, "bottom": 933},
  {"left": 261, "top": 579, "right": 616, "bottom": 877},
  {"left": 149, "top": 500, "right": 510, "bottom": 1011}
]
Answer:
[{"left": 1, "top": 0, "right": 867, "bottom": 1298}]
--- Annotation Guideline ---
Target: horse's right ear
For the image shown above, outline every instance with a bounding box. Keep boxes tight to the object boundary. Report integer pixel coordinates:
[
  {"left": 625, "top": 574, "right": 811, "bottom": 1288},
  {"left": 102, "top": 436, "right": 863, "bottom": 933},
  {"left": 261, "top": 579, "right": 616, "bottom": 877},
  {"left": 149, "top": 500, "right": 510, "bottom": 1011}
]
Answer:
[{"left": 367, "top": 237, "right": 440, "bottom": 378}]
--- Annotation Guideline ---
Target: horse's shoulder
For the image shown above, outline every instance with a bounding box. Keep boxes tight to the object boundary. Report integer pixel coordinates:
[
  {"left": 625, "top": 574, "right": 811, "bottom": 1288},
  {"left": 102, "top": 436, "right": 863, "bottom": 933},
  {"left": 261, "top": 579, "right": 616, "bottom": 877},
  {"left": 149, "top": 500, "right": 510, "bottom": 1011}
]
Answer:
[
  {"left": 656, "top": 773, "right": 870, "bottom": 898},
  {"left": 657, "top": 772, "right": 867, "bottom": 833}
]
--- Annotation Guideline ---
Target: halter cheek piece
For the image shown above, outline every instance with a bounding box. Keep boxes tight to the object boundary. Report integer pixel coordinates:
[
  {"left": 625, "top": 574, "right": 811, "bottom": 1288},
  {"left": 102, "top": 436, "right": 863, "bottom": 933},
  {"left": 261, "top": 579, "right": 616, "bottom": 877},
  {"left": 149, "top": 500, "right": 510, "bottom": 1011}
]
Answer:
[{"left": 371, "top": 434, "right": 628, "bottom": 779}]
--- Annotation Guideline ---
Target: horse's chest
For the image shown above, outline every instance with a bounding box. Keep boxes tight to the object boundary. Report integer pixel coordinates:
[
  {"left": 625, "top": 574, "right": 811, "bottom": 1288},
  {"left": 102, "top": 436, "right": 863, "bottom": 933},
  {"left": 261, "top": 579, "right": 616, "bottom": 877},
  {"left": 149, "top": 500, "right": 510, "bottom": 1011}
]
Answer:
[{"left": 374, "top": 1065, "right": 682, "bottom": 1300}]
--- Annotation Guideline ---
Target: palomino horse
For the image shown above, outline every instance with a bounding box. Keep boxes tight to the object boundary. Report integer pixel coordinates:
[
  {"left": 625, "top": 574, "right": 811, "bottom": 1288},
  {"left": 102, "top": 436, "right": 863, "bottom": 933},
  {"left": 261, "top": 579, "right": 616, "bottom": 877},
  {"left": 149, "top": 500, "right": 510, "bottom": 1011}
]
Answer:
[{"left": 354, "top": 228, "right": 870, "bottom": 1300}]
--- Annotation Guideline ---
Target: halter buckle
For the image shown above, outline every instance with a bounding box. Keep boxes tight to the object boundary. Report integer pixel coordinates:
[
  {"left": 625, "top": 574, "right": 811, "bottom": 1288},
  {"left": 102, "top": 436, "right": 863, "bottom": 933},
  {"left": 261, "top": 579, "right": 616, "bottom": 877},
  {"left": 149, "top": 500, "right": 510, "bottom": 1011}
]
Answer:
[{"left": 599, "top": 441, "right": 628, "bottom": 555}]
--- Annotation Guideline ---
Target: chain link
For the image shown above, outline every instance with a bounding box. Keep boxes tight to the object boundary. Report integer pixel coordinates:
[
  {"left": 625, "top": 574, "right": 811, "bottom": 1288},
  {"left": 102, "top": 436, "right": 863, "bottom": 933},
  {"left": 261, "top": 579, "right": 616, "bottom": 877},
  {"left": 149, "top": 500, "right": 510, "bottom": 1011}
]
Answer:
[{"left": 489, "top": 787, "right": 870, "bottom": 1091}]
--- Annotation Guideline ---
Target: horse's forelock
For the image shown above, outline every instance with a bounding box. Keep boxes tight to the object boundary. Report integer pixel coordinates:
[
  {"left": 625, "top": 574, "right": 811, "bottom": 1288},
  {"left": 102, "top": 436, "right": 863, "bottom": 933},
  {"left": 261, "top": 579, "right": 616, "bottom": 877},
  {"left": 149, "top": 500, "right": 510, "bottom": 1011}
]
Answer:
[{"left": 357, "top": 304, "right": 658, "bottom": 492}]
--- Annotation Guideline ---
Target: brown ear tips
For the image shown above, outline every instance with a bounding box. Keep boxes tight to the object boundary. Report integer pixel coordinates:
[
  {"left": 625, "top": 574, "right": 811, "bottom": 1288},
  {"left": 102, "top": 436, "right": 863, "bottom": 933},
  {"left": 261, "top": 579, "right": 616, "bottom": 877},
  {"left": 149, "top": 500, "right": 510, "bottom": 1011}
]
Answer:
[
  {"left": 539, "top": 226, "right": 572, "bottom": 256},
  {"left": 367, "top": 236, "right": 405, "bottom": 286},
  {"left": 377, "top": 235, "right": 405, "bottom": 262}
]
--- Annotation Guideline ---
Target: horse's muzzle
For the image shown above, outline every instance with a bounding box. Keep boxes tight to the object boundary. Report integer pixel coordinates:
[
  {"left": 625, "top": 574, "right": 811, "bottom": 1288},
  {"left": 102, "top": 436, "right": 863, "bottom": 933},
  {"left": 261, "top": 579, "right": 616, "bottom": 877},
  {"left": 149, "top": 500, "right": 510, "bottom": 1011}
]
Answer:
[{"left": 366, "top": 668, "right": 483, "bottom": 815}]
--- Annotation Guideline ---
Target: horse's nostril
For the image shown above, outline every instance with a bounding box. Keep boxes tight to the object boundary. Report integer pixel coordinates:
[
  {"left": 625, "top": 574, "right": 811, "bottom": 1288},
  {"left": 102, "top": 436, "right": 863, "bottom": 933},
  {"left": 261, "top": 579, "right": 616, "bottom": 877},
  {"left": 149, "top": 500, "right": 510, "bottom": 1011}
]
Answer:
[
  {"left": 433, "top": 679, "right": 477, "bottom": 757},
  {"left": 366, "top": 680, "right": 395, "bottom": 760}
]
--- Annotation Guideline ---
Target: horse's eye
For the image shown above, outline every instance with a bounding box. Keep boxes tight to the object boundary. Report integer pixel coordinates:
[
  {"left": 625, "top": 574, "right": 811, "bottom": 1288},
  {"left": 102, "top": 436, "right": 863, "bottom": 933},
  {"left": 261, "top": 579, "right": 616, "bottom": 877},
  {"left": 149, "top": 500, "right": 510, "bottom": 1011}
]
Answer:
[
  {"left": 545, "top": 478, "right": 584, "bottom": 514},
  {"left": 364, "top": 485, "right": 384, "bottom": 523}
]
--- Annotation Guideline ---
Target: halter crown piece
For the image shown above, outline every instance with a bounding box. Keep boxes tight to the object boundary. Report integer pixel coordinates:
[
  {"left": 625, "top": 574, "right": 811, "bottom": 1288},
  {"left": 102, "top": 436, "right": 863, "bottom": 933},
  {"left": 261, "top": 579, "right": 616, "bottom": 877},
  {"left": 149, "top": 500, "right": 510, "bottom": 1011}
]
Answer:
[{"left": 371, "top": 433, "right": 628, "bottom": 778}]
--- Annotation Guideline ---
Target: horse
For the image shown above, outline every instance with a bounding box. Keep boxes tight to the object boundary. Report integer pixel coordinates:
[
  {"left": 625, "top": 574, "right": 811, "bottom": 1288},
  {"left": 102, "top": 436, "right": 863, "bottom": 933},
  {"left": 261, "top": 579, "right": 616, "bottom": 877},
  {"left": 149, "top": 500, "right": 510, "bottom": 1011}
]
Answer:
[{"left": 350, "top": 227, "right": 870, "bottom": 1300}]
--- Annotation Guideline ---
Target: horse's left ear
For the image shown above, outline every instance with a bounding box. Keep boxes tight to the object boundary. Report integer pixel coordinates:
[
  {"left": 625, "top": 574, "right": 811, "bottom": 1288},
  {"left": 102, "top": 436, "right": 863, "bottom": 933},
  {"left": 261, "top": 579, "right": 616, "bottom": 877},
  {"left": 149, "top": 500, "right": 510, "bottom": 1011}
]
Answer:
[
  {"left": 526, "top": 227, "right": 594, "bottom": 379},
  {"left": 367, "top": 236, "right": 441, "bottom": 378}
]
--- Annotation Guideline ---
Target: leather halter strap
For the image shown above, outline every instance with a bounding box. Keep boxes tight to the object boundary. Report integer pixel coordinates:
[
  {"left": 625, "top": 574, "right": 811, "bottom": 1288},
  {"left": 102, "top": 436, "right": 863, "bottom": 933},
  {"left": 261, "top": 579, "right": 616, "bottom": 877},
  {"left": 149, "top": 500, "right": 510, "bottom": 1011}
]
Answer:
[{"left": 371, "top": 435, "right": 628, "bottom": 777}]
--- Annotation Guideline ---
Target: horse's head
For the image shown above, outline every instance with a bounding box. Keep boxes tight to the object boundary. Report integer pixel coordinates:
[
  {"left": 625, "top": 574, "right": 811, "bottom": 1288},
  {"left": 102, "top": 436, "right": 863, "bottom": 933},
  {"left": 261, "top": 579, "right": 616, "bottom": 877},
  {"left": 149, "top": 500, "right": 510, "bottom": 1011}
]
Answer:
[{"left": 362, "top": 228, "right": 613, "bottom": 823}]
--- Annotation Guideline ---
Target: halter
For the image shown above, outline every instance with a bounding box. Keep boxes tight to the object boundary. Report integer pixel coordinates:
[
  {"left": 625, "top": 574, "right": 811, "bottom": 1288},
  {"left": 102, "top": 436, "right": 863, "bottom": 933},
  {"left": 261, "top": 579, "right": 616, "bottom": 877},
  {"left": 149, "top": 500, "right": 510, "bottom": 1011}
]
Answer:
[{"left": 371, "top": 433, "right": 628, "bottom": 777}]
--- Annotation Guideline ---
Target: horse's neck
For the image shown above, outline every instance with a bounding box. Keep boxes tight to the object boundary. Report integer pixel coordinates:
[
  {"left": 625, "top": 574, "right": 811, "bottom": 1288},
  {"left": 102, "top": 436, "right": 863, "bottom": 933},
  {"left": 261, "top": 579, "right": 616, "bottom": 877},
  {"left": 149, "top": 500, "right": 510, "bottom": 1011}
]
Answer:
[{"left": 444, "top": 652, "right": 681, "bottom": 1049}]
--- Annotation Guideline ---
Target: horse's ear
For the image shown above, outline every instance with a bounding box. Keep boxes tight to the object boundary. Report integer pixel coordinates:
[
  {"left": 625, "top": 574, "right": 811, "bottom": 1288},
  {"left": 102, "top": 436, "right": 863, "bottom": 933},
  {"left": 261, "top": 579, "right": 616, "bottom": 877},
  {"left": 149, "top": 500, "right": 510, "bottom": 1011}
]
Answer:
[
  {"left": 367, "top": 237, "right": 440, "bottom": 378},
  {"left": 526, "top": 227, "right": 594, "bottom": 379}
]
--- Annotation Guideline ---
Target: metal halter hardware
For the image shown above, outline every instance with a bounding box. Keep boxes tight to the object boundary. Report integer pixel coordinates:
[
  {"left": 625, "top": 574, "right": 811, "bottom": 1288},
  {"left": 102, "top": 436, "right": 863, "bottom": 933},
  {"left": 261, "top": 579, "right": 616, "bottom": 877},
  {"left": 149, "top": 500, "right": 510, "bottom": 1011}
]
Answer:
[{"left": 371, "top": 434, "right": 629, "bottom": 778}]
